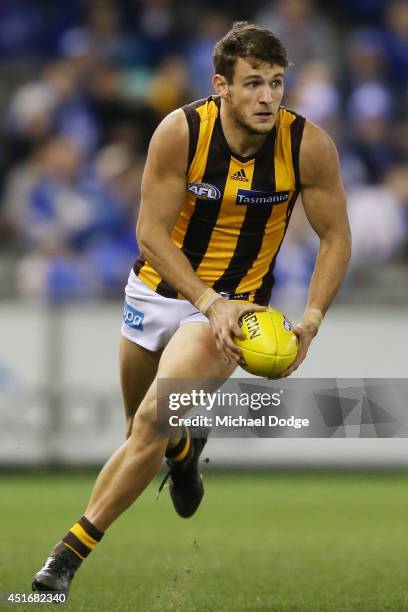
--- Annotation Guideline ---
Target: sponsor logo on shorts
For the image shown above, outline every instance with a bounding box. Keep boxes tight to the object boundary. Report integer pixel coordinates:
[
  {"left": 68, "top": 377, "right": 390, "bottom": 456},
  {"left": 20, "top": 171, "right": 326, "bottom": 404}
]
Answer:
[
  {"left": 187, "top": 182, "right": 221, "bottom": 201},
  {"left": 283, "top": 317, "right": 292, "bottom": 331},
  {"left": 236, "top": 189, "right": 290, "bottom": 205},
  {"left": 123, "top": 301, "right": 144, "bottom": 330}
]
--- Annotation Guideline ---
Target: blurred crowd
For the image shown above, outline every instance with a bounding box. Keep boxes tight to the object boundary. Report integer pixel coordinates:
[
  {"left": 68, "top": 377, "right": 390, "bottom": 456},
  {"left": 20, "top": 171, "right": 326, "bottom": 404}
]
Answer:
[{"left": 0, "top": 0, "right": 406, "bottom": 303}]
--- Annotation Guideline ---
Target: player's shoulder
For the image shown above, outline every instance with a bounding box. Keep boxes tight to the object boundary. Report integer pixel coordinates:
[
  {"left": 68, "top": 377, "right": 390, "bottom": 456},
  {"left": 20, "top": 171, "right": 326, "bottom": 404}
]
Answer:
[
  {"left": 147, "top": 108, "right": 189, "bottom": 172},
  {"left": 152, "top": 108, "right": 189, "bottom": 144},
  {"left": 149, "top": 96, "right": 218, "bottom": 172},
  {"left": 153, "top": 95, "right": 218, "bottom": 141},
  {"left": 301, "top": 120, "right": 337, "bottom": 157},
  {"left": 299, "top": 120, "right": 340, "bottom": 186}
]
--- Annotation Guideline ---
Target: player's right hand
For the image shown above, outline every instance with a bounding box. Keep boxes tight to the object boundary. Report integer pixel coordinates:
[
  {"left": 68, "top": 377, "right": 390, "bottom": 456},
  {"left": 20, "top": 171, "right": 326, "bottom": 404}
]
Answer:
[{"left": 207, "top": 299, "right": 266, "bottom": 364}]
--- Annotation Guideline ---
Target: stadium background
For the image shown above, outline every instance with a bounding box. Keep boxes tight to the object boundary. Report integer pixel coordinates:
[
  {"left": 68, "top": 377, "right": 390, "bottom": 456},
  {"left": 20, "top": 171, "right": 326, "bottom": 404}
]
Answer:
[{"left": 0, "top": 1, "right": 408, "bottom": 610}]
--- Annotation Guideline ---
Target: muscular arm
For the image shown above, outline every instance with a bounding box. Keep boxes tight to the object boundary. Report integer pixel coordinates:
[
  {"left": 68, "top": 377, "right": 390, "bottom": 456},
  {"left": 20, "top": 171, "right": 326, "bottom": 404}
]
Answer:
[
  {"left": 136, "top": 109, "right": 209, "bottom": 304},
  {"left": 300, "top": 121, "right": 351, "bottom": 316},
  {"left": 281, "top": 121, "right": 351, "bottom": 376}
]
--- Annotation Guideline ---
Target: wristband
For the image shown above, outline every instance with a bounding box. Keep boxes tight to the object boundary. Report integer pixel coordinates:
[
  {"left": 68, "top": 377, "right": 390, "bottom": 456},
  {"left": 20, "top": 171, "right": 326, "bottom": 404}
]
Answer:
[
  {"left": 195, "top": 288, "right": 221, "bottom": 316},
  {"left": 303, "top": 307, "right": 324, "bottom": 329}
]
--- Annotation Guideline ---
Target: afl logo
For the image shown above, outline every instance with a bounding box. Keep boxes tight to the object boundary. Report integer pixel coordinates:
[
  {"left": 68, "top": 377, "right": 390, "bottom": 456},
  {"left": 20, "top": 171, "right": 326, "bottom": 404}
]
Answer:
[{"left": 187, "top": 182, "right": 221, "bottom": 201}]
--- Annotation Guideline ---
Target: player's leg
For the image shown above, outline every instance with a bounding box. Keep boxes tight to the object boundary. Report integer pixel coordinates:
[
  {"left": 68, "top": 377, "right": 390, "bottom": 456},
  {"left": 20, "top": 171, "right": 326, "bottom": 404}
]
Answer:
[
  {"left": 119, "top": 336, "right": 162, "bottom": 438},
  {"left": 33, "top": 322, "right": 235, "bottom": 593},
  {"left": 70, "top": 339, "right": 165, "bottom": 535},
  {"left": 84, "top": 322, "right": 235, "bottom": 529},
  {"left": 156, "top": 322, "right": 234, "bottom": 517}
]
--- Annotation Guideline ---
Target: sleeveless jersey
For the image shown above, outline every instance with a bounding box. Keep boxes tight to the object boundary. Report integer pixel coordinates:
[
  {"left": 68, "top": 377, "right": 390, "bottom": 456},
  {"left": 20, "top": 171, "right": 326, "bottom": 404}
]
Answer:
[{"left": 133, "top": 95, "right": 305, "bottom": 305}]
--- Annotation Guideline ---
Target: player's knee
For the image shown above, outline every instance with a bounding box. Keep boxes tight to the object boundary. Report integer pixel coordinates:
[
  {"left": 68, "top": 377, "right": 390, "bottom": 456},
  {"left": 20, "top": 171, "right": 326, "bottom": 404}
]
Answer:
[
  {"left": 127, "top": 395, "right": 166, "bottom": 462},
  {"left": 130, "top": 393, "right": 158, "bottom": 439}
]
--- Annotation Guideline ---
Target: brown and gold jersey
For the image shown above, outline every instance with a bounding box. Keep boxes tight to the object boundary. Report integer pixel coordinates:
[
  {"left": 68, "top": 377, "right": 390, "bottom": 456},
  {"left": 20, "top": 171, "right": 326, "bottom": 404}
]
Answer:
[{"left": 134, "top": 95, "right": 305, "bottom": 305}]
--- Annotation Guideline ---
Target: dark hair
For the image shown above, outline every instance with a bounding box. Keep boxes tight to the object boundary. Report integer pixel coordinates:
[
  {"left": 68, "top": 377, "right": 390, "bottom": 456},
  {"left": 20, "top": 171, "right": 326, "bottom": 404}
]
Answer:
[{"left": 213, "top": 21, "right": 288, "bottom": 83}]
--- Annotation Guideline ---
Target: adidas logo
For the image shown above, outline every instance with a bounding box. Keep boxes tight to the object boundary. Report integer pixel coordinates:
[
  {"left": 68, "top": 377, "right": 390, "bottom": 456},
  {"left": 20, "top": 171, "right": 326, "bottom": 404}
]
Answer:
[{"left": 231, "top": 169, "right": 249, "bottom": 182}]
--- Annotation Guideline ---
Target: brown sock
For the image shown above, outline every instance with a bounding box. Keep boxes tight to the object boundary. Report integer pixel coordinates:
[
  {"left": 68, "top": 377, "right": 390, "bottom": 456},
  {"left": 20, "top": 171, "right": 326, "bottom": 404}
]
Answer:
[
  {"left": 52, "top": 541, "right": 83, "bottom": 570},
  {"left": 52, "top": 516, "right": 104, "bottom": 567},
  {"left": 165, "top": 426, "right": 192, "bottom": 464}
]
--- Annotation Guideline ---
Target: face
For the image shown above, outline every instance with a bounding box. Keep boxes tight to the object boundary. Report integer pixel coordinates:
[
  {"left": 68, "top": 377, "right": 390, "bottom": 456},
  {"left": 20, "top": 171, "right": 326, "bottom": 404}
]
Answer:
[{"left": 214, "top": 57, "right": 285, "bottom": 135}]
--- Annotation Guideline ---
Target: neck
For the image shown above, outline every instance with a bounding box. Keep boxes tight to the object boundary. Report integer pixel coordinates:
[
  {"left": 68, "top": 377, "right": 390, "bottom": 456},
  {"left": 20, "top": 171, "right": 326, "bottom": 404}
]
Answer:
[{"left": 219, "top": 99, "right": 271, "bottom": 158}]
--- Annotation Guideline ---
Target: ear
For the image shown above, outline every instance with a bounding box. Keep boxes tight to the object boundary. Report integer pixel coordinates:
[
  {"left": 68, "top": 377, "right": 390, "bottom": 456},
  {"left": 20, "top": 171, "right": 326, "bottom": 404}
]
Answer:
[{"left": 213, "top": 73, "right": 229, "bottom": 98}]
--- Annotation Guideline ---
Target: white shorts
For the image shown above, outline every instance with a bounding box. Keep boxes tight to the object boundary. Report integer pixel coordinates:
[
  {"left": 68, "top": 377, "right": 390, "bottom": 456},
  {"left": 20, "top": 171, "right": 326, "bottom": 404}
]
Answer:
[{"left": 121, "top": 270, "right": 208, "bottom": 351}]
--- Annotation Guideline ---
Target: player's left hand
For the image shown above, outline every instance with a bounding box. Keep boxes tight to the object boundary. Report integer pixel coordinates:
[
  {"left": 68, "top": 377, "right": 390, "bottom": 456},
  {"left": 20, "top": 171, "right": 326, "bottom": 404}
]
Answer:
[{"left": 277, "top": 320, "right": 318, "bottom": 378}]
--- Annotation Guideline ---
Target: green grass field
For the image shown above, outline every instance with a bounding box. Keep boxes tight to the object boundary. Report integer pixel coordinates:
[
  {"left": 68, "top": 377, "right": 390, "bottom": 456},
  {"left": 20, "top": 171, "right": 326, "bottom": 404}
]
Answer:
[{"left": 1, "top": 471, "right": 408, "bottom": 611}]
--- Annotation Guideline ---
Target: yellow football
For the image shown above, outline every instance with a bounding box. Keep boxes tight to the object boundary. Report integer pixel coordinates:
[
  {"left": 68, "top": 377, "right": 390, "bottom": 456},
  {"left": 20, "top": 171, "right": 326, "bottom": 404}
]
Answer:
[{"left": 235, "top": 307, "right": 298, "bottom": 378}]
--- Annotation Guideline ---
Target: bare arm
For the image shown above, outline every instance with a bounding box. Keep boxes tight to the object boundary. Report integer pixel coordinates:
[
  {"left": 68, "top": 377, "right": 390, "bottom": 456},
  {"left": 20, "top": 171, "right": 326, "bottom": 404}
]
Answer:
[
  {"left": 136, "top": 109, "right": 209, "bottom": 304},
  {"left": 281, "top": 121, "right": 351, "bottom": 376},
  {"left": 300, "top": 121, "right": 351, "bottom": 315},
  {"left": 136, "top": 109, "right": 263, "bottom": 363}
]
